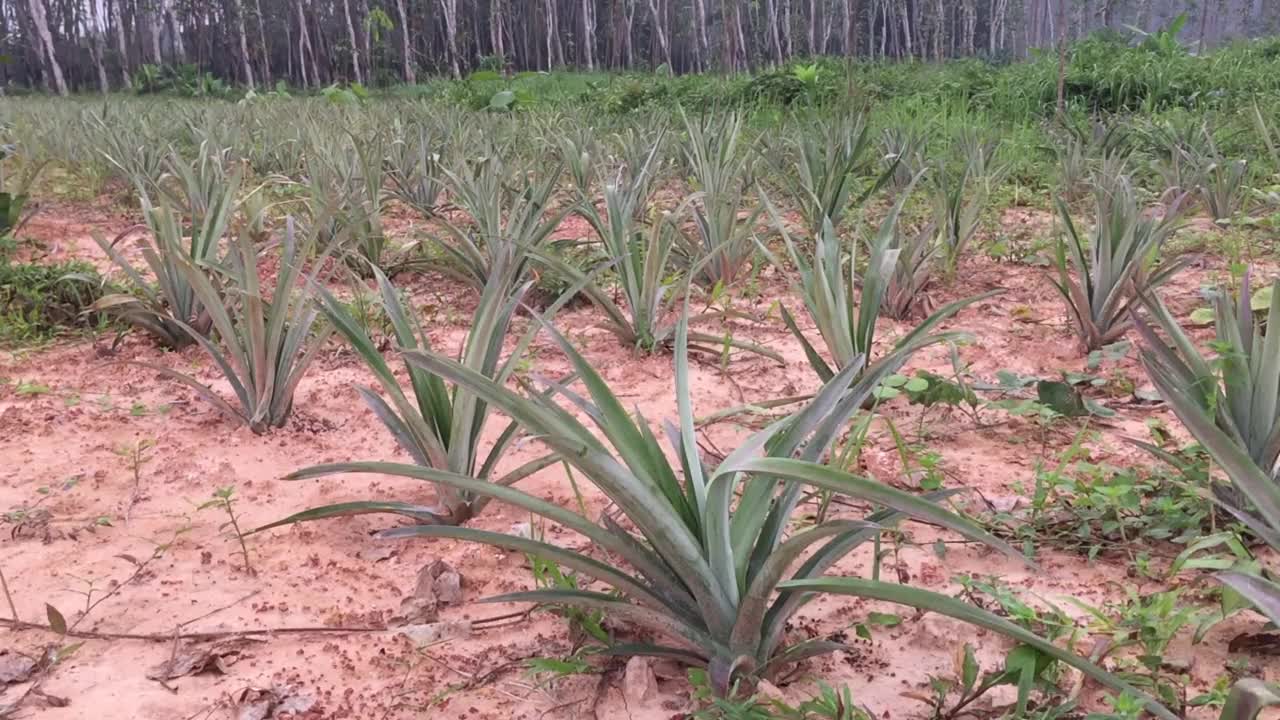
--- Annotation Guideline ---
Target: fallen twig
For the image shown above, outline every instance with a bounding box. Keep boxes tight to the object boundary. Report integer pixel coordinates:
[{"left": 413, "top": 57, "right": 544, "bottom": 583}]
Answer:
[
  {"left": 0, "top": 564, "right": 17, "bottom": 622},
  {"left": 1, "top": 618, "right": 386, "bottom": 642}
]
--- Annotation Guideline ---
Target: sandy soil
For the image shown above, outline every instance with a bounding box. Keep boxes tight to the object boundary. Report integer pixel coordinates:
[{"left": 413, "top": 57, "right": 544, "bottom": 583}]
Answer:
[{"left": 2, "top": 202, "right": 1277, "bottom": 720}]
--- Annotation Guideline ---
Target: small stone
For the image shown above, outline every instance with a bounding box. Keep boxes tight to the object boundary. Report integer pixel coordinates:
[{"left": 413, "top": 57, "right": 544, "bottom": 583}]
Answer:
[
  {"left": 755, "top": 679, "right": 785, "bottom": 703},
  {"left": 987, "top": 495, "right": 1024, "bottom": 513},
  {"left": 428, "top": 560, "right": 463, "bottom": 606},
  {"left": 623, "top": 656, "right": 658, "bottom": 706},
  {"left": 397, "top": 620, "right": 472, "bottom": 646},
  {"left": 357, "top": 545, "right": 397, "bottom": 563}
]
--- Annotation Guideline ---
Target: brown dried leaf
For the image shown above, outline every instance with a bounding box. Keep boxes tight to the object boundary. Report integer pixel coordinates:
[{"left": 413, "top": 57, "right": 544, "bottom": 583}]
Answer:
[
  {"left": 0, "top": 652, "right": 36, "bottom": 684},
  {"left": 146, "top": 640, "right": 248, "bottom": 680}
]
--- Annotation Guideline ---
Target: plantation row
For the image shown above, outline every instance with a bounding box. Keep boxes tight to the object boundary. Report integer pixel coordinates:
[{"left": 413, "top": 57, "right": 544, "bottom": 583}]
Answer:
[{"left": 0, "top": 93, "right": 1273, "bottom": 716}]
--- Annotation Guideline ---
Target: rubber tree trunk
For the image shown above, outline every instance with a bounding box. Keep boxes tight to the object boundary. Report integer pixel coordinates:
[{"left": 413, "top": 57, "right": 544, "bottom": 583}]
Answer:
[
  {"left": 644, "top": 0, "right": 672, "bottom": 71},
  {"left": 110, "top": 0, "right": 131, "bottom": 88},
  {"left": 232, "top": 0, "right": 254, "bottom": 87},
  {"left": 396, "top": 0, "right": 415, "bottom": 82},
  {"left": 342, "top": 0, "right": 363, "bottom": 83},
  {"left": 27, "top": 0, "right": 66, "bottom": 95},
  {"left": 441, "top": 0, "right": 461, "bottom": 78}
]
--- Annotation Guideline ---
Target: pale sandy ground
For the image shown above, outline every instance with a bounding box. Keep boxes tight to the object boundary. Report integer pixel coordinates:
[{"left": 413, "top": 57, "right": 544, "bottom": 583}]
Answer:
[{"left": 2, "top": 199, "right": 1277, "bottom": 719}]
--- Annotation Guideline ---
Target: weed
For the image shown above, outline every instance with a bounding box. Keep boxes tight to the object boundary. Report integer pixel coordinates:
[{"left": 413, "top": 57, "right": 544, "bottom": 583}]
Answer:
[{"left": 198, "top": 486, "right": 255, "bottom": 576}]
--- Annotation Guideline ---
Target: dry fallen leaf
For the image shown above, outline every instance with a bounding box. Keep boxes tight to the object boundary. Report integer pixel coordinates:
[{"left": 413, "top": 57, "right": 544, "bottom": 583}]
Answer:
[
  {"left": 146, "top": 639, "right": 251, "bottom": 680},
  {"left": 0, "top": 651, "right": 36, "bottom": 684}
]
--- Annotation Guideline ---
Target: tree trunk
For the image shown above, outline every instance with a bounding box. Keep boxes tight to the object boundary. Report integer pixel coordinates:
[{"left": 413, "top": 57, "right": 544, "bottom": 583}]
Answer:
[
  {"left": 1197, "top": 0, "right": 1210, "bottom": 52},
  {"left": 87, "top": 0, "right": 110, "bottom": 91},
  {"left": 897, "top": 0, "right": 912, "bottom": 57},
  {"left": 27, "top": 0, "right": 66, "bottom": 94},
  {"left": 441, "top": 0, "right": 461, "bottom": 77},
  {"left": 232, "top": 0, "right": 254, "bottom": 86},
  {"left": 543, "top": 0, "right": 563, "bottom": 68},
  {"left": 163, "top": 0, "right": 184, "bottom": 61},
  {"left": 1055, "top": 0, "right": 1068, "bottom": 117},
  {"left": 765, "top": 0, "right": 783, "bottom": 63},
  {"left": 294, "top": 0, "right": 317, "bottom": 86},
  {"left": 110, "top": 0, "right": 132, "bottom": 87},
  {"left": 644, "top": 0, "right": 671, "bottom": 70},
  {"left": 807, "top": 0, "right": 817, "bottom": 54},
  {"left": 358, "top": 0, "right": 371, "bottom": 77},
  {"left": 781, "top": 0, "right": 793, "bottom": 57},
  {"left": 396, "top": 0, "right": 414, "bottom": 81},
  {"left": 693, "top": 0, "right": 710, "bottom": 70},
  {"left": 254, "top": 0, "right": 271, "bottom": 84},
  {"left": 342, "top": 0, "right": 362, "bottom": 83},
  {"left": 842, "top": 0, "right": 854, "bottom": 55},
  {"left": 491, "top": 0, "right": 506, "bottom": 63},
  {"left": 581, "top": 0, "right": 596, "bottom": 69},
  {"left": 147, "top": 6, "right": 162, "bottom": 63}
]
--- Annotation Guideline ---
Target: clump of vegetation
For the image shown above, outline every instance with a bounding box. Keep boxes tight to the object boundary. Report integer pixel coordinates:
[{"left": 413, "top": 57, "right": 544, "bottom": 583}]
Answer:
[{"left": 0, "top": 257, "right": 107, "bottom": 344}]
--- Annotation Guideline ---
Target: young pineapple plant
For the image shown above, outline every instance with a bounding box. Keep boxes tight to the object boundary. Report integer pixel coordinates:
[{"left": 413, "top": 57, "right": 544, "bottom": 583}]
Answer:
[
  {"left": 1134, "top": 271, "right": 1280, "bottom": 660},
  {"left": 546, "top": 130, "right": 680, "bottom": 352},
  {"left": 263, "top": 258, "right": 561, "bottom": 525},
  {"left": 127, "top": 218, "right": 331, "bottom": 434},
  {"left": 266, "top": 310, "right": 1174, "bottom": 715},
  {"left": 883, "top": 218, "right": 940, "bottom": 321},
  {"left": 678, "top": 112, "right": 762, "bottom": 288},
  {"left": 769, "top": 111, "right": 892, "bottom": 237},
  {"left": 435, "top": 149, "right": 570, "bottom": 288},
  {"left": 929, "top": 132, "right": 1007, "bottom": 277},
  {"left": 762, "top": 176, "right": 992, "bottom": 383},
  {"left": 1052, "top": 173, "right": 1186, "bottom": 352},
  {"left": 302, "top": 130, "right": 388, "bottom": 275},
  {"left": 385, "top": 119, "right": 445, "bottom": 219},
  {"left": 93, "top": 144, "right": 242, "bottom": 348}
]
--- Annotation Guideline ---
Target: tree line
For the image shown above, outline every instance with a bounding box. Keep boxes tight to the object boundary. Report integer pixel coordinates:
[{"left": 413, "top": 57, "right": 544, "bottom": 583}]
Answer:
[{"left": 7, "top": 0, "right": 1276, "bottom": 95}]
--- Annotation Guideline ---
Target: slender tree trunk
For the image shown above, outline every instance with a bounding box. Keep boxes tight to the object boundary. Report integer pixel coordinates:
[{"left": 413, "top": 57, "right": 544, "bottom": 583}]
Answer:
[
  {"left": 781, "top": 0, "right": 792, "bottom": 57},
  {"left": 807, "top": 0, "right": 817, "bottom": 53},
  {"left": 358, "top": 0, "right": 371, "bottom": 76},
  {"left": 1055, "top": 0, "right": 1068, "bottom": 117},
  {"left": 733, "top": 0, "right": 747, "bottom": 68},
  {"left": 765, "top": 0, "right": 783, "bottom": 63},
  {"left": 693, "top": 0, "right": 710, "bottom": 70},
  {"left": 285, "top": 15, "right": 294, "bottom": 83},
  {"left": 27, "top": 0, "right": 66, "bottom": 94},
  {"left": 842, "top": 0, "right": 853, "bottom": 55},
  {"left": 396, "top": 0, "right": 415, "bottom": 81},
  {"left": 164, "top": 0, "right": 184, "bottom": 61},
  {"left": 110, "top": 0, "right": 132, "bottom": 87},
  {"left": 1197, "top": 0, "right": 1210, "bottom": 52},
  {"left": 294, "top": 0, "right": 317, "bottom": 86},
  {"left": 87, "top": 0, "right": 110, "bottom": 91},
  {"left": 342, "top": 0, "right": 363, "bottom": 82},
  {"left": 543, "top": 0, "right": 563, "bottom": 68},
  {"left": 232, "top": 0, "right": 254, "bottom": 86},
  {"left": 624, "top": 0, "right": 635, "bottom": 65},
  {"left": 148, "top": 4, "right": 162, "bottom": 63},
  {"left": 644, "top": 0, "right": 671, "bottom": 70},
  {"left": 581, "top": 0, "right": 595, "bottom": 69},
  {"left": 897, "top": 0, "right": 912, "bottom": 57},
  {"left": 254, "top": 0, "right": 271, "bottom": 85},
  {"left": 441, "top": 0, "right": 461, "bottom": 77},
  {"left": 491, "top": 0, "right": 506, "bottom": 62}
]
